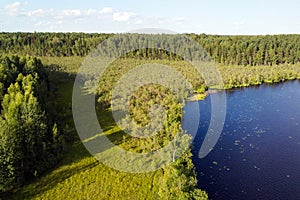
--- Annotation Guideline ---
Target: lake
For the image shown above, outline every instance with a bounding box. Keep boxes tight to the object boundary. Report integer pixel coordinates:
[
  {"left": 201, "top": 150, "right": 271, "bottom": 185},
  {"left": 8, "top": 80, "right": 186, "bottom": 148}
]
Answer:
[{"left": 183, "top": 80, "right": 300, "bottom": 200}]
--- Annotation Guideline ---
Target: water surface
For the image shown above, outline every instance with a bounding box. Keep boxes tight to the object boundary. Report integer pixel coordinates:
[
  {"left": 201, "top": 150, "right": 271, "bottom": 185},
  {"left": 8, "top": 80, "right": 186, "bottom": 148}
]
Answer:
[{"left": 183, "top": 80, "right": 300, "bottom": 200}]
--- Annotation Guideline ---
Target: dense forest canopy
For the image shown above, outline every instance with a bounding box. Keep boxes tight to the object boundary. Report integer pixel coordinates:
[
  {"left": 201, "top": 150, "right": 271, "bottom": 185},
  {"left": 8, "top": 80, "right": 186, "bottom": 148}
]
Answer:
[
  {"left": 188, "top": 34, "right": 300, "bottom": 65},
  {"left": 0, "top": 55, "right": 63, "bottom": 192},
  {"left": 1, "top": 32, "right": 300, "bottom": 66}
]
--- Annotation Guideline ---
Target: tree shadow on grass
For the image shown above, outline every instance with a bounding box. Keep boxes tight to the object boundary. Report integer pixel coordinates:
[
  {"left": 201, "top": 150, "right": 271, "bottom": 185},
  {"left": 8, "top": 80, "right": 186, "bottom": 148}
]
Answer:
[
  {"left": 0, "top": 66, "right": 137, "bottom": 199},
  {"left": 6, "top": 101, "right": 129, "bottom": 200},
  {"left": 96, "top": 106, "right": 131, "bottom": 146},
  {"left": 2, "top": 142, "right": 98, "bottom": 200}
]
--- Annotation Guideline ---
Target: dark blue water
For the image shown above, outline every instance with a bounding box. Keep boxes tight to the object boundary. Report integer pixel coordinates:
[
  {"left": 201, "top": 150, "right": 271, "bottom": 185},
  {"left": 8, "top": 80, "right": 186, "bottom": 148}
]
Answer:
[{"left": 183, "top": 80, "right": 300, "bottom": 200}]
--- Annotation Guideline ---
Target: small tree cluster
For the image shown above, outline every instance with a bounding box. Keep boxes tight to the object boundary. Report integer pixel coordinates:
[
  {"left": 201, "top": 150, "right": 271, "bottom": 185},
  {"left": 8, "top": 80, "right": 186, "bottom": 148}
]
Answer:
[{"left": 0, "top": 56, "right": 62, "bottom": 192}]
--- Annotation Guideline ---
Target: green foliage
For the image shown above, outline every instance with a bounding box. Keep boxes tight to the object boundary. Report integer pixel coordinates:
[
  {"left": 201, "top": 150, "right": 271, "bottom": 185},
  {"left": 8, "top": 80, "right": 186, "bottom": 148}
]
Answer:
[
  {"left": 8, "top": 110, "right": 207, "bottom": 200},
  {"left": 218, "top": 64, "right": 300, "bottom": 89},
  {"left": 0, "top": 79, "right": 45, "bottom": 189},
  {"left": 0, "top": 82, "right": 3, "bottom": 102},
  {"left": 0, "top": 32, "right": 112, "bottom": 57},
  {"left": 6, "top": 57, "right": 208, "bottom": 199},
  {"left": 157, "top": 135, "right": 208, "bottom": 200},
  {"left": 189, "top": 34, "right": 300, "bottom": 66},
  {"left": 0, "top": 56, "right": 19, "bottom": 88},
  {"left": 93, "top": 58, "right": 207, "bottom": 198},
  {"left": 2, "top": 32, "right": 300, "bottom": 66},
  {"left": 0, "top": 56, "right": 62, "bottom": 192},
  {"left": 40, "top": 56, "right": 84, "bottom": 74}
]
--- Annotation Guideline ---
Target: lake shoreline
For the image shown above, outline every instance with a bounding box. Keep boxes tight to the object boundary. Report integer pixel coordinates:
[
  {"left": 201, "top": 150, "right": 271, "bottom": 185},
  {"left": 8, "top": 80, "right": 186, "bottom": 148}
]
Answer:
[{"left": 188, "top": 78, "right": 300, "bottom": 102}]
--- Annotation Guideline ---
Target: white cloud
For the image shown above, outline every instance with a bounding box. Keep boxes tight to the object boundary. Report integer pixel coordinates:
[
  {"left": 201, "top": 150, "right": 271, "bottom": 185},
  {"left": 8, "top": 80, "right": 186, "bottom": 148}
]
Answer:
[
  {"left": 174, "top": 17, "right": 185, "bottom": 24},
  {"left": 234, "top": 21, "right": 245, "bottom": 26},
  {"left": 35, "top": 21, "right": 51, "bottom": 27},
  {"left": 5, "top": 2, "right": 21, "bottom": 10},
  {"left": 113, "top": 12, "right": 136, "bottom": 22},
  {"left": 35, "top": 21, "right": 42, "bottom": 26},
  {"left": 85, "top": 9, "right": 96, "bottom": 16},
  {"left": 134, "top": 19, "right": 143, "bottom": 25},
  {"left": 63, "top": 9, "right": 81, "bottom": 17},
  {"left": 99, "top": 7, "right": 112, "bottom": 14},
  {"left": 175, "top": 17, "right": 184, "bottom": 22},
  {"left": 56, "top": 20, "right": 63, "bottom": 25},
  {"left": 54, "top": 15, "right": 64, "bottom": 20},
  {"left": 28, "top": 9, "right": 44, "bottom": 17},
  {"left": 4, "top": 1, "right": 27, "bottom": 16}
]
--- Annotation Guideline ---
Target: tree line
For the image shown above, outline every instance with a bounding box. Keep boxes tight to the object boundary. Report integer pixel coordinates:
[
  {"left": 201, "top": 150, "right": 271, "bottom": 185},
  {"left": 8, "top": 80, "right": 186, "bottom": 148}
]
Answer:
[
  {"left": 188, "top": 33, "right": 300, "bottom": 66},
  {"left": 0, "top": 55, "right": 63, "bottom": 192},
  {"left": 1, "top": 32, "right": 300, "bottom": 66},
  {"left": 0, "top": 32, "right": 112, "bottom": 57}
]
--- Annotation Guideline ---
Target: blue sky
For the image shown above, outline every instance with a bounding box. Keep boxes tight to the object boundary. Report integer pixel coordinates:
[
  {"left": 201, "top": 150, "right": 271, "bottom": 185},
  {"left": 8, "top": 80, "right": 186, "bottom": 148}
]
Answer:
[{"left": 0, "top": 0, "right": 300, "bottom": 35}]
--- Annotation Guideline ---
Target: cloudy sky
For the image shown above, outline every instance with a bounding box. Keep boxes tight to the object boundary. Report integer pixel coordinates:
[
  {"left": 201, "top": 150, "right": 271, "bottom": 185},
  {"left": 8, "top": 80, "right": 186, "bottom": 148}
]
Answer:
[{"left": 1, "top": 0, "right": 300, "bottom": 35}]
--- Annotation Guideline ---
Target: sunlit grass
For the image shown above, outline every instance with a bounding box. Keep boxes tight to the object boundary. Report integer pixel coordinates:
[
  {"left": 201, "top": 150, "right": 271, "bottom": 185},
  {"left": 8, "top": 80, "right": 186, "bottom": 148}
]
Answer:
[
  {"left": 12, "top": 141, "right": 162, "bottom": 200},
  {"left": 10, "top": 77, "right": 162, "bottom": 200}
]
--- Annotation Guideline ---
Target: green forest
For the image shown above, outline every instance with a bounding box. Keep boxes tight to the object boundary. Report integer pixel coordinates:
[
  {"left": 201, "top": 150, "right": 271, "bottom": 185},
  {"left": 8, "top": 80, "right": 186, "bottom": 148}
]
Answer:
[
  {"left": 0, "top": 55, "right": 64, "bottom": 191},
  {"left": 0, "top": 32, "right": 300, "bottom": 199},
  {"left": 2, "top": 32, "right": 300, "bottom": 66}
]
